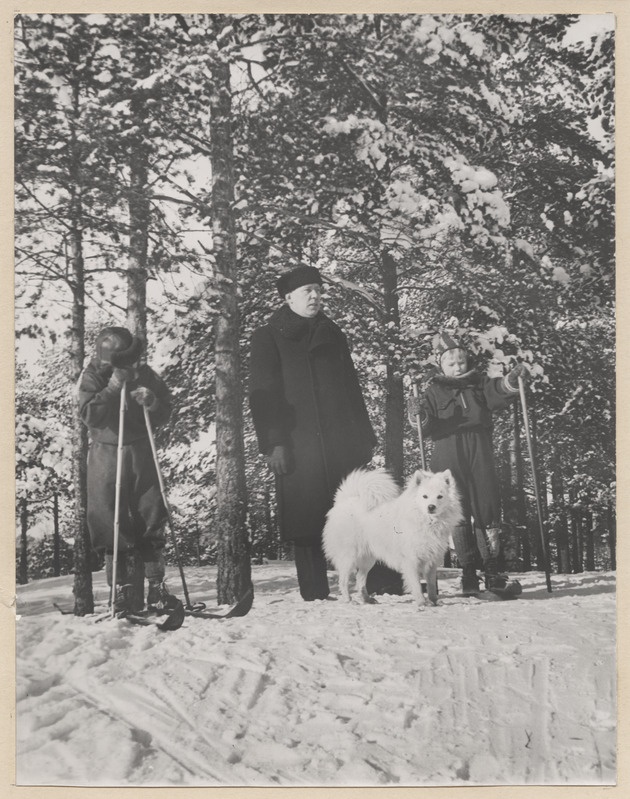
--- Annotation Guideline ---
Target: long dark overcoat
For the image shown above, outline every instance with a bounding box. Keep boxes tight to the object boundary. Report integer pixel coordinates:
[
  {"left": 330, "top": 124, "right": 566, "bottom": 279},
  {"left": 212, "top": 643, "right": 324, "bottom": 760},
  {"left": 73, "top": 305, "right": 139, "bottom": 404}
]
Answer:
[
  {"left": 249, "top": 305, "right": 377, "bottom": 543},
  {"left": 421, "top": 370, "right": 517, "bottom": 528},
  {"left": 78, "top": 361, "right": 172, "bottom": 554}
]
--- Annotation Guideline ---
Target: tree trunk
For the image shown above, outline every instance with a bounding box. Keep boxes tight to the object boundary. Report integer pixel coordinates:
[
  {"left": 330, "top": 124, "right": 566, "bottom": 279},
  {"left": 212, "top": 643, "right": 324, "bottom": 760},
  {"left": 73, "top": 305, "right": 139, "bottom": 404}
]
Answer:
[
  {"left": 195, "top": 523, "right": 202, "bottom": 566},
  {"left": 52, "top": 491, "right": 61, "bottom": 577},
  {"left": 529, "top": 407, "right": 550, "bottom": 573},
  {"left": 365, "top": 249, "right": 405, "bottom": 595},
  {"left": 499, "top": 437, "right": 520, "bottom": 570},
  {"left": 126, "top": 14, "right": 151, "bottom": 346},
  {"left": 19, "top": 499, "right": 28, "bottom": 585},
  {"left": 68, "top": 77, "right": 94, "bottom": 615},
  {"left": 550, "top": 450, "right": 570, "bottom": 573},
  {"left": 569, "top": 489, "right": 583, "bottom": 573},
  {"left": 264, "top": 482, "right": 273, "bottom": 547},
  {"left": 380, "top": 249, "right": 404, "bottom": 484},
  {"left": 209, "top": 36, "right": 252, "bottom": 605},
  {"left": 336, "top": 48, "right": 402, "bottom": 482},
  {"left": 583, "top": 509, "right": 595, "bottom": 571},
  {"left": 510, "top": 402, "right": 530, "bottom": 570},
  {"left": 537, "top": 468, "right": 549, "bottom": 570},
  {"left": 607, "top": 503, "right": 616, "bottom": 571}
]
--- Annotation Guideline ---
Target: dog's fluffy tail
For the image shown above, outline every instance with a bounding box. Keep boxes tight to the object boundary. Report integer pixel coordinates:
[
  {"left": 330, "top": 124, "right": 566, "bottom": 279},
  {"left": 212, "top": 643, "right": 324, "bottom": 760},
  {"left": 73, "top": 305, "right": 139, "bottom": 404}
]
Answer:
[{"left": 333, "top": 468, "right": 400, "bottom": 511}]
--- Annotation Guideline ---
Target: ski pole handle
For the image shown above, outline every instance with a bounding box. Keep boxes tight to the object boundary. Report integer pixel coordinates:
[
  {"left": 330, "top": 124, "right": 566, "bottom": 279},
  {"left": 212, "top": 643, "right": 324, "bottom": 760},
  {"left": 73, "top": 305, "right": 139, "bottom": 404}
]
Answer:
[{"left": 412, "top": 382, "right": 427, "bottom": 471}]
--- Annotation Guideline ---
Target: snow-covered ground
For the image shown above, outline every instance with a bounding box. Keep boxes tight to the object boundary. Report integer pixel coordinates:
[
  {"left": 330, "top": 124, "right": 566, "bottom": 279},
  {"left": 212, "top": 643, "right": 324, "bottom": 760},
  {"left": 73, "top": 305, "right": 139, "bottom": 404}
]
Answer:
[{"left": 15, "top": 563, "right": 616, "bottom": 787}]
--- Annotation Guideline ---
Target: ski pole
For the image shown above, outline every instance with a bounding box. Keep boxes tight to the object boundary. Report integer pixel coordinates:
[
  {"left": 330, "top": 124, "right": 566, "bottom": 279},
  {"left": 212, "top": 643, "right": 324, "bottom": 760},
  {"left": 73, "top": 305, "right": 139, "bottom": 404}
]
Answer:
[
  {"left": 411, "top": 382, "right": 427, "bottom": 471},
  {"left": 517, "top": 375, "right": 552, "bottom": 593},
  {"left": 110, "top": 381, "right": 127, "bottom": 617},
  {"left": 143, "top": 406, "right": 202, "bottom": 611}
]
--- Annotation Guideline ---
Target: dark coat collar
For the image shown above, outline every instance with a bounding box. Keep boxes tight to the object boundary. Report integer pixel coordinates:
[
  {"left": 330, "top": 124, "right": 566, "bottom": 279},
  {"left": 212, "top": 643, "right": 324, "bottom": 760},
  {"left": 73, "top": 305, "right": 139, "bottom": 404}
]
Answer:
[
  {"left": 432, "top": 368, "right": 481, "bottom": 388},
  {"left": 269, "top": 305, "right": 337, "bottom": 348},
  {"left": 89, "top": 358, "right": 112, "bottom": 378}
]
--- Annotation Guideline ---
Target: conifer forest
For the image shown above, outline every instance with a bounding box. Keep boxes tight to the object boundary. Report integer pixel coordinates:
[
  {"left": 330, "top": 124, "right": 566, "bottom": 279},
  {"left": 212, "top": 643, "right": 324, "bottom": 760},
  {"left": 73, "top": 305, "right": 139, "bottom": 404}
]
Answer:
[{"left": 14, "top": 14, "right": 615, "bottom": 610}]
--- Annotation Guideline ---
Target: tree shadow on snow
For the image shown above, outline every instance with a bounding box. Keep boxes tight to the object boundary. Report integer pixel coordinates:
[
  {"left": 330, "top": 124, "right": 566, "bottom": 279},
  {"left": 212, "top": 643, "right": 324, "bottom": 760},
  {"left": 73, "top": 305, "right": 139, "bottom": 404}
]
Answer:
[{"left": 520, "top": 573, "right": 616, "bottom": 601}]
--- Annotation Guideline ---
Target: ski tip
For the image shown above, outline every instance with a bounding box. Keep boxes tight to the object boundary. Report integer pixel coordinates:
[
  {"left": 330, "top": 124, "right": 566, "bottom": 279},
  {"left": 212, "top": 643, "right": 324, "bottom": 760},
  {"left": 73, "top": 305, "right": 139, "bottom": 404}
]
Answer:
[
  {"left": 184, "top": 585, "right": 254, "bottom": 619},
  {"left": 157, "top": 600, "right": 186, "bottom": 631},
  {"left": 231, "top": 585, "right": 254, "bottom": 617}
]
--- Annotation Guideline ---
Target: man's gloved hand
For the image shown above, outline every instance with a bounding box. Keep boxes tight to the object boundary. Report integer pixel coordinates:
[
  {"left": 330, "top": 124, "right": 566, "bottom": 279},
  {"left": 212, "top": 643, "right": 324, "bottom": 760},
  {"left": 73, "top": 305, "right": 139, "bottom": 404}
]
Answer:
[
  {"left": 108, "top": 367, "right": 137, "bottom": 392},
  {"left": 407, "top": 395, "right": 428, "bottom": 426},
  {"left": 407, "top": 396, "right": 422, "bottom": 417},
  {"left": 130, "top": 386, "right": 157, "bottom": 409},
  {"left": 505, "top": 363, "right": 530, "bottom": 391},
  {"left": 266, "top": 445, "right": 292, "bottom": 476}
]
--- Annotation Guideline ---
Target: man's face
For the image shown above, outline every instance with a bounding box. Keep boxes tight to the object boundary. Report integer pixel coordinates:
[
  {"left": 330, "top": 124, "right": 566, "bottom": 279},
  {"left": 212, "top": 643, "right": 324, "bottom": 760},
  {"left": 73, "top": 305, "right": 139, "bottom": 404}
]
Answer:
[
  {"left": 100, "top": 354, "right": 140, "bottom": 377},
  {"left": 285, "top": 283, "right": 323, "bottom": 318},
  {"left": 440, "top": 348, "right": 468, "bottom": 377}
]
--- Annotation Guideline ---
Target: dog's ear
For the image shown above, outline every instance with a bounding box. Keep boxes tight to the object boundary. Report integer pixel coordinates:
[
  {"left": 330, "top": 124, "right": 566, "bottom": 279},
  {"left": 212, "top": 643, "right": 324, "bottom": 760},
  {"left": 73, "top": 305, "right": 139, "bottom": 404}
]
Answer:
[
  {"left": 442, "top": 468, "right": 453, "bottom": 484},
  {"left": 413, "top": 469, "right": 432, "bottom": 485}
]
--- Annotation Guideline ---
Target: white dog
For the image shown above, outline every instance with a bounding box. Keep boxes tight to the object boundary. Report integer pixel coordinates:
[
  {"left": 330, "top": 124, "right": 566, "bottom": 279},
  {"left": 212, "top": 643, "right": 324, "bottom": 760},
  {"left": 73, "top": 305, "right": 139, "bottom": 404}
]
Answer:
[{"left": 323, "top": 468, "right": 463, "bottom": 607}]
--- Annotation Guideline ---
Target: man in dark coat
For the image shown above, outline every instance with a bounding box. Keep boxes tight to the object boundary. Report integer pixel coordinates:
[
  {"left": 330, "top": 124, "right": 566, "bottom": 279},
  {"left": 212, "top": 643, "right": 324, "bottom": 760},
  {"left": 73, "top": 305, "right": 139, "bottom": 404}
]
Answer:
[
  {"left": 249, "top": 266, "right": 377, "bottom": 601},
  {"left": 78, "top": 326, "right": 173, "bottom": 612}
]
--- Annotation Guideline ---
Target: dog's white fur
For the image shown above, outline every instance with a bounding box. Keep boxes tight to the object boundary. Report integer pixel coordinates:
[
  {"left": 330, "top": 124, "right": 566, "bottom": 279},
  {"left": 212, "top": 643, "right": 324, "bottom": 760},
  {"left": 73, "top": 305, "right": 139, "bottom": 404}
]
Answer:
[{"left": 323, "top": 468, "right": 463, "bottom": 607}]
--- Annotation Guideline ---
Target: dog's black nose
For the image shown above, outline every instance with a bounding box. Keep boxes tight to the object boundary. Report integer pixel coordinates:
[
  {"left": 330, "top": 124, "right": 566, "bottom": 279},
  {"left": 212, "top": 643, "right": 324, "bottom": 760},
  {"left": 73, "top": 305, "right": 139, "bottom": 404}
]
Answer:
[{"left": 428, "top": 504, "right": 436, "bottom": 513}]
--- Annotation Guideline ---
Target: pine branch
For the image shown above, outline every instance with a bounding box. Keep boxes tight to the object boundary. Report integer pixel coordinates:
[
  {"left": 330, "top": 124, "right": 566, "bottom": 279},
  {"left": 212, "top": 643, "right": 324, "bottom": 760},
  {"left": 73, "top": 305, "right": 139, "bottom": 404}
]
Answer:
[
  {"left": 155, "top": 175, "right": 213, "bottom": 217},
  {"left": 336, "top": 58, "right": 387, "bottom": 123},
  {"left": 16, "top": 181, "right": 73, "bottom": 231}
]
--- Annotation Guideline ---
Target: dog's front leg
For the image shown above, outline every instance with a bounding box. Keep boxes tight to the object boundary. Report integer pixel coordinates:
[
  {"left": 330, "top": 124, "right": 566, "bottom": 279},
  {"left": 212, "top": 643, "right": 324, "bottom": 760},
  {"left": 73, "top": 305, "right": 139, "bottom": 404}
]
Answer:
[
  {"left": 402, "top": 567, "right": 427, "bottom": 608},
  {"left": 423, "top": 564, "right": 439, "bottom": 606}
]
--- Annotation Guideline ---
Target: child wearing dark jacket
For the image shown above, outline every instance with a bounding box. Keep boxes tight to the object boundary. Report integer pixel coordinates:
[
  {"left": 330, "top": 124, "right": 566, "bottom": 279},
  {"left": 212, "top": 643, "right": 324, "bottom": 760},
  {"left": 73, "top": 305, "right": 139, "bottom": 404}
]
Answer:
[
  {"left": 78, "top": 326, "right": 174, "bottom": 613},
  {"left": 407, "top": 332, "right": 528, "bottom": 598}
]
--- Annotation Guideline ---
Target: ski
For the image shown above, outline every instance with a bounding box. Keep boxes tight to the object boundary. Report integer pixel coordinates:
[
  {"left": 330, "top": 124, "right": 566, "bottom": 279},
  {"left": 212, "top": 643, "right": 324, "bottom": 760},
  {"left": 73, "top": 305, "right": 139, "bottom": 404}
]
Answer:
[
  {"left": 53, "top": 601, "right": 110, "bottom": 616},
  {"left": 54, "top": 586, "right": 254, "bottom": 625},
  {"left": 123, "top": 603, "right": 185, "bottom": 631},
  {"left": 184, "top": 585, "right": 254, "bottom": 619},
  {"left": 54, "top": 600, "right": 186, "bottom": 630},
  {"left": 442, "top": 590, "right": 518, "bottom": 601},
  {"left": 53, "top": 602, "right": 76, "bottom": 615}
]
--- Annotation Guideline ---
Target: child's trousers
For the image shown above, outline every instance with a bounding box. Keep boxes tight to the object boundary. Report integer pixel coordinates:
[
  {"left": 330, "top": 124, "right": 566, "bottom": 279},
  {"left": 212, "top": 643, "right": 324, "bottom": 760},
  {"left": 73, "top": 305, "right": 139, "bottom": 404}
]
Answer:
[{"left": 87, "top": 438, "right": 167, "bottom": 557}]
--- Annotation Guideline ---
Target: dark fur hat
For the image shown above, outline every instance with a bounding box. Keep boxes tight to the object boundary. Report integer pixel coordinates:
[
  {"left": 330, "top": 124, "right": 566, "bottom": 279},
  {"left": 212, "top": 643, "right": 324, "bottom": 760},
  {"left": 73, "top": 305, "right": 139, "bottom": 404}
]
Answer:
[
  {"left": 277, "top": 266, "right": 323, "bottom": 298},
  {"left": 95, "top": 326, "right": 143, "bottom": 367}
]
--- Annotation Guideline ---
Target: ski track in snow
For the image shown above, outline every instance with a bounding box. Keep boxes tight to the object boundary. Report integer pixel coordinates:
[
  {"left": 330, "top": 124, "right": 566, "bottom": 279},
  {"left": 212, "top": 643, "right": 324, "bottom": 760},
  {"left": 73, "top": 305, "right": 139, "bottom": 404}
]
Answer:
[{"left": 16, "top": 564, "right": 616, "bottom": 786}]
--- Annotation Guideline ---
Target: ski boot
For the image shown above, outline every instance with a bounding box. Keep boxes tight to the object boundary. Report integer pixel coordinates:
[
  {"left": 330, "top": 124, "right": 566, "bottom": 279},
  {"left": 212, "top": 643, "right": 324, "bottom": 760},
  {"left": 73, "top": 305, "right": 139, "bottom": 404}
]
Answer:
[
  {"left": 147, "top": 580, "right": 185, "bottom": 630},
  {"left": 113, "top": 584, "right": 135, "bottom": 616},
  {"left": 461, "top": 572, "right": 481, "bottom": 596},
  {"left": 485, "top": 571, "right": 522, "bottom": 599}
]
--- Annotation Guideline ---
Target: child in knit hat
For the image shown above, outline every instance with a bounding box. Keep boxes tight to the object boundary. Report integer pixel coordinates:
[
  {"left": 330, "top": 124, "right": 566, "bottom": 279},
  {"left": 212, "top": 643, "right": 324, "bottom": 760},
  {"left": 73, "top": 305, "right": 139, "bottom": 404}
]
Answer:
[
  {"left": 78, "top": 326, "right": 177, "bottom": 615},
  {"left": 407, "top": 331, "right": 528, "bottom": 597}
]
